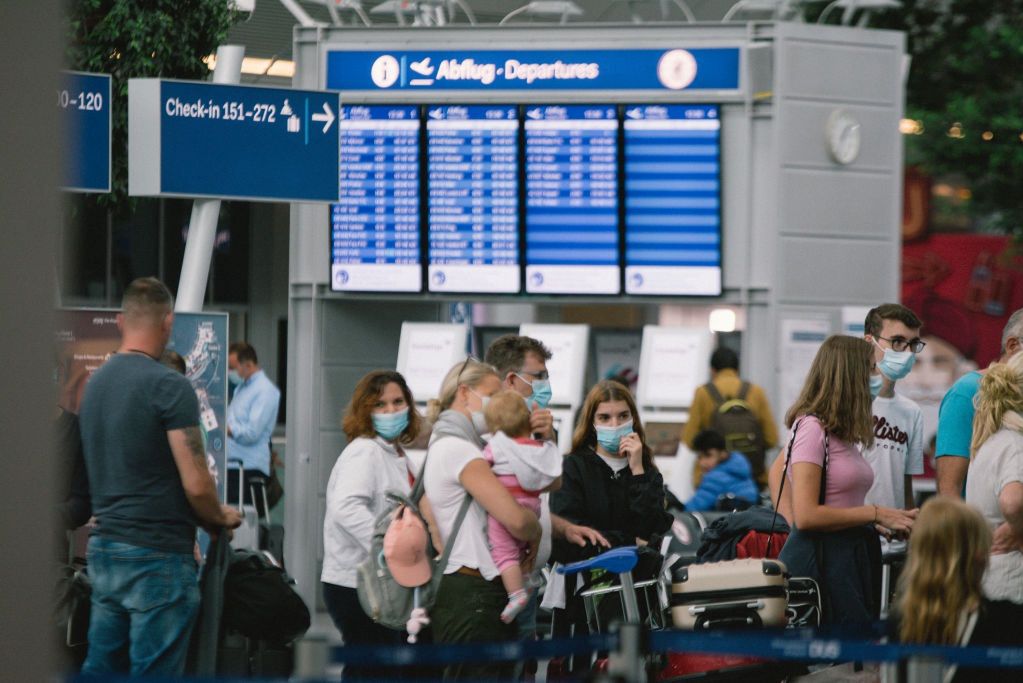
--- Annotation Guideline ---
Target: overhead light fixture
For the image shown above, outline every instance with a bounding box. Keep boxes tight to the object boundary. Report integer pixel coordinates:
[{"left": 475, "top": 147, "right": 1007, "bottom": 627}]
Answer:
[
  {"left": 204, "top": 54, "right": 295, "bottom": 78},
  {"left": 306, "top": 0, "right": 374, "bottom": 26},
  {"left": 371, "top": 0, "right": 476, "bottom": 26},
  {"left": 709, "top": 309, "right": 737, "bottom": 333},
  {"left": 817, "top": 0, "right": 901, "bottom": 26},
  {"left": 607, "top": 0, "right": 696, "bottom": 23},
  {"left": 500, "top": 1, "right": 584, "bottom": 25}
]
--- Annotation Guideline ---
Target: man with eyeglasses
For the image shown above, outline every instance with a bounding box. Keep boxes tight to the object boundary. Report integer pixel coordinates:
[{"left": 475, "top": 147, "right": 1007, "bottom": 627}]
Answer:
[
  {"left": 937, "top": 309, "right": 1023, "bottom": 501},
  {"left": 862, "top": 304, "right": 927, "bottom": 512}
]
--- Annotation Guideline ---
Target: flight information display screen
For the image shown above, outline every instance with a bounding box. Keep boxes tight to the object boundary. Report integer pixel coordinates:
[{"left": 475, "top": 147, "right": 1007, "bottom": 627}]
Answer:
[
  {"left": 426, "top": 105, "right": 520, "bottom": 293},
  {"left": 524, "top": 105, "right": 620, "bottom": 295},
  {"left": 623, "top": 104, "right": 722, "bottom": 295},
  {"left": 331, "top": 105, "right": 421, "bottom": 292}
]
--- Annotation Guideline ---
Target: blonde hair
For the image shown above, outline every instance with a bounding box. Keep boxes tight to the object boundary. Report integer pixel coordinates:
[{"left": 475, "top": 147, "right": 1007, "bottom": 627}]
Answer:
[
  {"left": 784, "top": 335, "right": 875, "bottom": 447},
  {"left": 426, "top": 358, "right": 499, "bottom": 422},
  {"left": 897, "top": 497, "right": 991, "bottom": 645},
  {"left": 971, "top": 352, "right": 1023, "bottom": 457},
  {"left": 484, "top": 390, "right": 531, "bottom": 438}
]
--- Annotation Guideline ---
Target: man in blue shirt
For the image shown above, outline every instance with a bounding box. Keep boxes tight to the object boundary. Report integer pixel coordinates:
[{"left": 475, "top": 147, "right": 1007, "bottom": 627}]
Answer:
[
  {"left": 227, "top": 342, "right": 280, "bottom": 508},
  {"left": 936, "top": 310, "right": 1023, "bottom": 498}
]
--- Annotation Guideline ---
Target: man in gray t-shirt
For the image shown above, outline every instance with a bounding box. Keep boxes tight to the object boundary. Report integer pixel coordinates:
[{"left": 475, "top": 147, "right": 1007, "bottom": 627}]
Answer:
[{"left": 78, "top": 278, "right": 241, "bottom": 677}]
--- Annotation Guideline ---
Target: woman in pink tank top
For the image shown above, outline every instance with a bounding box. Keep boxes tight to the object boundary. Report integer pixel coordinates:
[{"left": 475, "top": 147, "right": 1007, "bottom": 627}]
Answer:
[{"left": 773, "top": 335, "right": 918, "bottom": 627}]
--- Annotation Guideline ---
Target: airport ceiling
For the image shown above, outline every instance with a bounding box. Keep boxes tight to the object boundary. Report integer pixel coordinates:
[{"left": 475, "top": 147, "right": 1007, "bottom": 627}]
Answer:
[{"left": 227, "top": 0, "right": 739, "bottom": 72}]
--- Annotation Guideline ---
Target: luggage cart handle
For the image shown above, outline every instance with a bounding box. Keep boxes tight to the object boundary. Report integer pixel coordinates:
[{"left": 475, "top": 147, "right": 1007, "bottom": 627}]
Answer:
[{"left": 556, "top": 546, "right": 639, "bottom": 576}]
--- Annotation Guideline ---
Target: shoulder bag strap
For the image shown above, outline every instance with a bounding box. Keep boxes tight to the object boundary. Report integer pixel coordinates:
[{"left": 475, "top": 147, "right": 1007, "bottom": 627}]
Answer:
[
  {"left": 738, "top": 381, "right": 751, "bottom": 401},
  {"left": 766, "top": 415, "right": 828, "bottom": 555},
  {"left": 819, "top": 428, "right": 830, "bottom": 506},
  {"left": 431, "top": 494, "right": 473, "bottom": 584},
  {"left": 704, "top": 382, "right": 725, "bottom": 406}
]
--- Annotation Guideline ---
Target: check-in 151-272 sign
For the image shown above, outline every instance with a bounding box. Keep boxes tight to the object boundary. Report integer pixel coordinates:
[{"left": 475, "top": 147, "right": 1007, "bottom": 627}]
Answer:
[{"left": 128, "top": 79, "right": 340, "bottom": 203}]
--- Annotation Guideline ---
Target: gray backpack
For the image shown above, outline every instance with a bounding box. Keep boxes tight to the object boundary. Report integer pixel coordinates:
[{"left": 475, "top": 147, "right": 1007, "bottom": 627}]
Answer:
[{"left": 356, "top": 459, "right": 471, "bottom": 630}]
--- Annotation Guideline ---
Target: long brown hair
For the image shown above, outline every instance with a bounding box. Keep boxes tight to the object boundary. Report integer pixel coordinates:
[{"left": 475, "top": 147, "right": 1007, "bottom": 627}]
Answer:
[
  {"left": 897, "top": 497, "right": 990, "bottom": 644},
  {"left": 572, "top": 380, "right": 654, "bottom": 470},
  {"left": 784, "top": 335, "right": 875, "bottom": 447},
  {"left": 342, "top": 370, "right": 421, "bottom": 445},
  {"left": 971, "top": 352, "right": 1023, "bottom": 457}
]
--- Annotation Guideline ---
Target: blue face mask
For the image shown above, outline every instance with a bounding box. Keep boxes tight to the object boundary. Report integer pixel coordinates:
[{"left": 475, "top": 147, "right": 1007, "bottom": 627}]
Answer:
[
  {"left": 595, "top": 420, "right": 633, "bottom": 455},
  {"left": 228, "top": 370, "right": 243, "bottom": 386},
  {"left": 519, "top": 375, "right": 553, "bottom": 409},
  {"left": 869, "top": 373, "right": 884, "bottom": 399},
  {"left": 372, "top": 407, "right": 409, "bottom": 441},
  {"left": 873, "top": 340, "right": 917, "bottom": 381}
]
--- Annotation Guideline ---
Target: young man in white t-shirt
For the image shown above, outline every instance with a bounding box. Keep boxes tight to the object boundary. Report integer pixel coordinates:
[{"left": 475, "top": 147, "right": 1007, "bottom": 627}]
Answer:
[{"left": 863, "top": 303, "right": 926, "bottom": 510}]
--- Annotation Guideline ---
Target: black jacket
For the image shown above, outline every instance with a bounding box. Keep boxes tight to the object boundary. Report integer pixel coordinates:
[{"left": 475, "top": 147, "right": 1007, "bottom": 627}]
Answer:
[{"left": 551, "top": 449, "right": 673, "bottom": 564}]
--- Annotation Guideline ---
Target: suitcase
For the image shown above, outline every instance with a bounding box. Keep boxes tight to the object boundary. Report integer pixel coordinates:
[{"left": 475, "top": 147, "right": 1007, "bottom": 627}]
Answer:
[{"left": 670, "top": 558, "right": 788, "bottom": 630}]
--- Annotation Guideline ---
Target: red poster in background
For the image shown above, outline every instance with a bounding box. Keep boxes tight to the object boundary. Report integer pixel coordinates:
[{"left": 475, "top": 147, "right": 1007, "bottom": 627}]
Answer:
[
  {"left": 902, "top": 234, "right": 1023, "bottom": 368},
  {"left": 899, "top": 235, "right": 1023, "bottom": 452}
]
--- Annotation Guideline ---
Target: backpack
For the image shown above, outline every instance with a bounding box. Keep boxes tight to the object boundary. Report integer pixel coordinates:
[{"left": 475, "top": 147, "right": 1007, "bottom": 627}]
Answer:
[
  {"left": 356, "top": 458, "right": 471, "bottom": 631},
  {"left": 222, "top": 549, "right": 311, "bottom": 645},
  {"left": 704, "top": 382, "right": 765, "bottom": 467}
]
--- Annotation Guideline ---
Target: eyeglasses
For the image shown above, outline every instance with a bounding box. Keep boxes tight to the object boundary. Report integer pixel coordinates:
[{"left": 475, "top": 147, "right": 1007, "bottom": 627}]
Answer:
[
  {"left": 877, "top": 335, "right": 927, "bottom": 353},
  {"left": 515, "top": 369, "right": 550, "bottom": 383}
]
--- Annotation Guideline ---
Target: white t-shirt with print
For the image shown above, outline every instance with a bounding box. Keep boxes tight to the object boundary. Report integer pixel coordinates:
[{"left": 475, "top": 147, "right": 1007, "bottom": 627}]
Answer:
[
  {"left": 423, "top": 435, "right": 500, "bottom": 580},
  {"left": 862, "top": 393, "right": 924, "bottom": 509}
]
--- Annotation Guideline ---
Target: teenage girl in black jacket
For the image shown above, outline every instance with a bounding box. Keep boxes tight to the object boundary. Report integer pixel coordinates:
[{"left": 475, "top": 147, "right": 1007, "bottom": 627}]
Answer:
[{"left": 549, "top": 380, "right": 672, "bottom": 667}]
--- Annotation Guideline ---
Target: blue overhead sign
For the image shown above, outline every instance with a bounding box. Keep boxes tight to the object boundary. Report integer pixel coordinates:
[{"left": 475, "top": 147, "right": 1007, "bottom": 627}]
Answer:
[
  {"left": 326, "top": 48, "right": 740, "bottom": 92},
  {"left": 128, "top": 79, "right": 340, "bottom": 202},
  {"left": 61, "top": 72, "right": 111, "bottom": 192}
]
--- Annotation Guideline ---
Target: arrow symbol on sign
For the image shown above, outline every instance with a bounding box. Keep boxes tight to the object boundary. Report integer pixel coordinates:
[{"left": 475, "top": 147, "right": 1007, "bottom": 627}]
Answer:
[
  {"left": 312, "top": 102, "right": 335, "bottom": 133},
  {"left": 626, "top": 108, "right": 642, "bottom": 119}
]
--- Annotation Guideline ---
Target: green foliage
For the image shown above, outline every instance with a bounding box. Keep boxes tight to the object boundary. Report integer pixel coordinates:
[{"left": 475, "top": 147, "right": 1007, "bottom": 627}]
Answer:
[
  {"left": 868, "top": 0, "right": 1023, "bottom": 234},
  {"left": 66, "top": 0, "right": 238, "bottom": 213}
]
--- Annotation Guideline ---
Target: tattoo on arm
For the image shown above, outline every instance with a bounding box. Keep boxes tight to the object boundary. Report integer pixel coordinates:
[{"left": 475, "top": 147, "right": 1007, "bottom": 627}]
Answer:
[{"left": 184, "top": 426, "right": 205, "bottom": 464}]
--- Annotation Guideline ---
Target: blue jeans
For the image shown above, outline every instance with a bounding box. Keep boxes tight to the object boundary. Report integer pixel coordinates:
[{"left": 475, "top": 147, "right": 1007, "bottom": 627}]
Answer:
[{"left": 82, "top": 536, "right": 200, "bottom": 676}]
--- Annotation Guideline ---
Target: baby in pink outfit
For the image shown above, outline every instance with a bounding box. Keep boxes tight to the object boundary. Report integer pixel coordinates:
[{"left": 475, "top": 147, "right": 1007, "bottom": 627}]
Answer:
[{"left": 482, "top": 391, "right": 563, "bottom": 623}]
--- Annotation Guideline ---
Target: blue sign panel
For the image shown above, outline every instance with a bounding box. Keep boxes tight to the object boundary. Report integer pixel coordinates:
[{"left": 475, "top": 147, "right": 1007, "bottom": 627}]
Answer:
[
  {"left": 60, "top": 72, "right": 111, "bottom": 192},
  {"left": 151, "top": 80, "right": 339, "bottom": 202},
  {"left": 623, "top": 105, "right": 722, "bottom": 296},
  {"left": 426, "top": 105, "right": 520, "bottom": 294},
  {"left": 326, "top": 48, "right": 740, "bottom": 92},
  {"left": 331, "top": 105, "right": 422, "bottom": 292},
  {"left": 525, "top": 105, "right": 620, "bottom": 295}
]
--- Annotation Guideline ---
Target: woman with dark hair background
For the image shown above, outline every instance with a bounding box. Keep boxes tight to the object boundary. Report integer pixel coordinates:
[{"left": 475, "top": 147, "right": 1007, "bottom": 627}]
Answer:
[{"left": 321, "top": 370, "right": 422, "bottom": 680}]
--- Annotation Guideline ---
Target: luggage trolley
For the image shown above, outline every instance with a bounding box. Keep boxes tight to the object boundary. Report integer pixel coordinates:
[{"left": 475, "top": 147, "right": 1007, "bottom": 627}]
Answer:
[{"left": 558, "top": 547, "right": 805, "bottom": 683}]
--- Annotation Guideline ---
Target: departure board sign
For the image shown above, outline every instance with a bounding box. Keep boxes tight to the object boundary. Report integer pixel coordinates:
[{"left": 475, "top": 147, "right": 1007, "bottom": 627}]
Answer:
[
  {"left": 623, "top": 105, "right": 722, "bottom": 296},
  {"left": 61, "top": 72, "right": 111, "bottom": 193},
  {"left": 524, "top": 105, "right": 620, "bottom": 295},
  {"left": 331, "top": 105, "right": 421, "bottom": 292},
  {"left": 326, "top": 48, "right": 741, "bottom": 93},
  {"left": 426, "top": 105, "right": 520, "bottom": 294}
]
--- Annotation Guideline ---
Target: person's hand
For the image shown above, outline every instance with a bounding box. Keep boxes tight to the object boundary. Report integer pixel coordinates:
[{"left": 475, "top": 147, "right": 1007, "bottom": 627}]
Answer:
[
  {"left": 521, "top": 536, "right": 540, "bottom": 574},
  {"left": 620, "top": 432, "right": 644, "bottom": 474},
  {"left": 635, "top": 537, "right": 648, "bottom": 547},
  {"left": 564, "top": 523, "right": 610, "bottom": 549},
  {"left": 991, "top": 522, "right": 1021, "bottom": 555},
  {"left": 874, "top": 524, "right": 893, "bottom": 542},
  {"left": 221, "top": 504, "right": 243, "bottom": 529},
  {"left": 876, "top": 506, "right": 917, "bottom": 539},
  {"left": 529, "top": 406, "right": 555, "bottom": 440}
]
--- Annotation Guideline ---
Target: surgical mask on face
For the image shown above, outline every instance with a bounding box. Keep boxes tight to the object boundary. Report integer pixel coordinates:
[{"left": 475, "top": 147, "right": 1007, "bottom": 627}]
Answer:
[
  {"left": 518, "top": 374, "right": 553, "bottom": 409},
  {"left": 594, "top": 420, "right": 633, "bottom": 455},
  {"left": 228, "top": 370, "right": 243, "bottom": 386},
  {"left": 372, "top": 407, "right": 409, "bottom": 441},
  {"left": 873, "top": 339, "right": 917, "bottom": 381},
  {"left": 870, "top": 373, "right": 884, "bottom": 398},
  {"left": 469, "top": 389, "right": 491, "bottom": 436}
]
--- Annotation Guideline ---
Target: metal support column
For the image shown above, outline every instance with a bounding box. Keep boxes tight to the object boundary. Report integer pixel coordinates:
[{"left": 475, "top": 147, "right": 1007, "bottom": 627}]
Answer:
[{"left": 175, "top": 44, "right": 244, "bottom": 312}]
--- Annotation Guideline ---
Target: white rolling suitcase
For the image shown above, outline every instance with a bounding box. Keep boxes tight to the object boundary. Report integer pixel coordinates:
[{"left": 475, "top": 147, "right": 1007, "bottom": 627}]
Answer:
[{"left": 671, "top": 558, "right": 789, "bottom": 630}]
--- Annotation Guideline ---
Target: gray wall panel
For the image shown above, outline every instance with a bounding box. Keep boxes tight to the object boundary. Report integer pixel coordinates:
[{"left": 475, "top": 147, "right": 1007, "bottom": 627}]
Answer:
[
  {"left": 320, "top": 431, "right": 345, "bottom": 490},
  {"left": 778, "top": 169, "right": 895, "bottom": 239},
  {"left": 777, "top": 237, "right": 896, "bottom": 304},
  {"left": 749, "top": 116, "right": 777, "bottom": 289},
  {"left": 318, "top": 365, "right": 368, "bottom": 428},
  {"left": 780, "top": 41, "right": 899, "bottom": 105},
  {"left": 779, "top": 102, "right": 899, "bottom": 171}
]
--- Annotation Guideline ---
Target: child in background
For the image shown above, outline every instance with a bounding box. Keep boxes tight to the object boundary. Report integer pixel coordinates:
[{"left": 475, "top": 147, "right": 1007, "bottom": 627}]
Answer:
[
  {"left": 482, "top": 390, "right": 562, "bottom": 623},
  {"left": 684, "top": 429, "right": 759, "bottom": 512}
]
